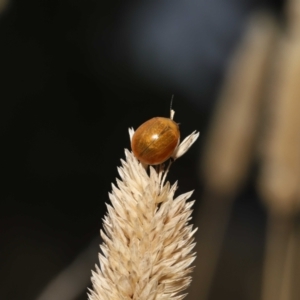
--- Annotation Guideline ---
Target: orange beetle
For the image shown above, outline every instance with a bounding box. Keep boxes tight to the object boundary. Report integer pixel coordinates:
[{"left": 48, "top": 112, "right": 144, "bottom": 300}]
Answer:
[{"left": 131, "top": 116, "right": 180, "bottom": 165}]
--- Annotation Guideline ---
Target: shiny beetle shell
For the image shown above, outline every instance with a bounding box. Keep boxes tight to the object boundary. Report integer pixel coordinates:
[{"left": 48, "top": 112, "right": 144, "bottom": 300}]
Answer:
[{"left": 131, "top": 117, "right": 180, "bottom": 165}]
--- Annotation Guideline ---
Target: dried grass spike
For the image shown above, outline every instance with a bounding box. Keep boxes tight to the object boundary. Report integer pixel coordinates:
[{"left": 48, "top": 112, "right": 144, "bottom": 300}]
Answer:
[{"left": 89, "top": 126, "right": 198, "bottom": 300}]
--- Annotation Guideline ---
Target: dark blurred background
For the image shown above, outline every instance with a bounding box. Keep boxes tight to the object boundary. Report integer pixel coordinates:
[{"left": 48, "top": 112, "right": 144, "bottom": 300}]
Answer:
[{"left": 0, "top": 0, "right": 284, "bottom": 300}]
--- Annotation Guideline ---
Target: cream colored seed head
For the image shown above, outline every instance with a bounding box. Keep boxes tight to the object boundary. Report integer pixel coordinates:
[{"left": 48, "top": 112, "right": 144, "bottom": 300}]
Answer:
[{"left": 89, "top": 124, "right": 199, "bottom": 300}]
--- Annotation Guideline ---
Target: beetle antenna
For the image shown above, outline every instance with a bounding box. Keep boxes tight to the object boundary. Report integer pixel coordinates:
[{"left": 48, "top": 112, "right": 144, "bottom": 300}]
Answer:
[{"left": 170, "top": 94, "right": 175, "bottom": 120}]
